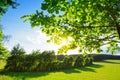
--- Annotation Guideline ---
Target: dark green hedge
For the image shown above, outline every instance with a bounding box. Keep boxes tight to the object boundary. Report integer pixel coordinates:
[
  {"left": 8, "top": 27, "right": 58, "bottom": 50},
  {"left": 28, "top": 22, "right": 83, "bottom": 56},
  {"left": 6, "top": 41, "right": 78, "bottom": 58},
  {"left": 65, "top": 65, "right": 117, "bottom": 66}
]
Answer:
[{"left": 5, "top": 51, "right": 93, "bottom": 72}]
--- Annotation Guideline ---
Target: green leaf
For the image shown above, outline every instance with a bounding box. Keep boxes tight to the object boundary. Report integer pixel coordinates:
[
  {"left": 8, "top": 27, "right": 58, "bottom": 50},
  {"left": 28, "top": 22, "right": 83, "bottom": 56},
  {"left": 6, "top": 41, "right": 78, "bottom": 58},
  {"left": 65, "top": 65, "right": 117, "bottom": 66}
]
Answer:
[{"left": 41, "top": 3, "right": 48, "bottom": 10}]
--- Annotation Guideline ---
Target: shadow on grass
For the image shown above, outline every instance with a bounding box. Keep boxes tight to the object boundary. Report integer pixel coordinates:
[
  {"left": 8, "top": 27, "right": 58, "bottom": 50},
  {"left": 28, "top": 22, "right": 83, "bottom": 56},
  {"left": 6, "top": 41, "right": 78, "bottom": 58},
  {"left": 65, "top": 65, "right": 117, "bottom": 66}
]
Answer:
[
  {"left": 0, "top": 71, "right": 49, "bottom": 80},
  {"left": 89, "top": 64, "right": 103, "bottom": 68},
  {"left": 54, "top": 63, "right": 103, "bottom": 74},
  {"left": 79, "top": 64, "right": 103, "bottom": 73},
  {"left": 0, "top": 63, "right": 103, "bottom": 79},
  {"left": 102, "top": 60, "right": 120, "bottom": 64},
  {"left": 79, "top": 67, "right": 96, "bottom": 72}
]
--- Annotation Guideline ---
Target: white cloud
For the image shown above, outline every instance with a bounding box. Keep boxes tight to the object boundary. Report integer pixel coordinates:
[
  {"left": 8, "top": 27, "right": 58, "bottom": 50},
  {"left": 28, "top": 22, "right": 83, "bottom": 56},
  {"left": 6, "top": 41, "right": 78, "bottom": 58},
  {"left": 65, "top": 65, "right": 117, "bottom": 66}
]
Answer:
[
  {"left": 26, "top": 30, "right": 48, "bottom": 44},
  {"left": 25, "top": 30, "right": 59, "bottom": 53}
]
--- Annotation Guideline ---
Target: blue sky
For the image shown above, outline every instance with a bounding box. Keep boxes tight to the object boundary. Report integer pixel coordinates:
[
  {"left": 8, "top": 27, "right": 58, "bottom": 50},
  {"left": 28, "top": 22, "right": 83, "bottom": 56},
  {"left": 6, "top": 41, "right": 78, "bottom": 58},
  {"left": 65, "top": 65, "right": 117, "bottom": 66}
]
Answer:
[{"left": 1, "top": 0, "right": 61, "bottom": 53}]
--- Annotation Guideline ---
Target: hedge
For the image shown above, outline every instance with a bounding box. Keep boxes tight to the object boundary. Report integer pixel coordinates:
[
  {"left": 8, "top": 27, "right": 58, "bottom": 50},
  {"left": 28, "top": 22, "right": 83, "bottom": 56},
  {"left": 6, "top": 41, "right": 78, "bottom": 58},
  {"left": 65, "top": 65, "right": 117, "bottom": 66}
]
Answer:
[{"left": 5, "top": 51, "right": 93, "bottom": 72}]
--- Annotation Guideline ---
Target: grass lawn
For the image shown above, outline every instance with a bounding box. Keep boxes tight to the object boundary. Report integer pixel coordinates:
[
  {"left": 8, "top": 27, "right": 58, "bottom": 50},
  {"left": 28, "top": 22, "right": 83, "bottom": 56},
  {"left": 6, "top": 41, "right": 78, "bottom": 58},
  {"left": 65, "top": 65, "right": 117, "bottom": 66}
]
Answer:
[{"left": 0, "top": 60, "right": 120, "bottom": 80}]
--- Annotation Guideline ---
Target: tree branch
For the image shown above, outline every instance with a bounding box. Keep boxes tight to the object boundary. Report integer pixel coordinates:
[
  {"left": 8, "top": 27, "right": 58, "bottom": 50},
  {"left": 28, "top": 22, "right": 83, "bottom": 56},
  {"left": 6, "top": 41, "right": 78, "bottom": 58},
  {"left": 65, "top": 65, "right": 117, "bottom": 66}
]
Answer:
[
  {"left": 96, "top": 2, "right": 120, "bottom": 38},
  {"left": 97, "top": 35, "right": 118, "bottom": 41},
  {"left": 74, "top": 25, "right": 116, "bottom": 28},
  {"left": 101, "top": 40, "right": 120, "bottom": 46},
  {"left": 64, "top": 22, "right": 116, "bottom": 28}
]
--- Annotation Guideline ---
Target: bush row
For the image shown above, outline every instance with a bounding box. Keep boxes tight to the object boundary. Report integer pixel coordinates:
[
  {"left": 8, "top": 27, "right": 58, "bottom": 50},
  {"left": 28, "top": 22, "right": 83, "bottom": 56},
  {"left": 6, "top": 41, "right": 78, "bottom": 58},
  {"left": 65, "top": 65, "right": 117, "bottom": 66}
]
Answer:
[{"left": 5, "top": 50, "right": 93, "bottom": 72}]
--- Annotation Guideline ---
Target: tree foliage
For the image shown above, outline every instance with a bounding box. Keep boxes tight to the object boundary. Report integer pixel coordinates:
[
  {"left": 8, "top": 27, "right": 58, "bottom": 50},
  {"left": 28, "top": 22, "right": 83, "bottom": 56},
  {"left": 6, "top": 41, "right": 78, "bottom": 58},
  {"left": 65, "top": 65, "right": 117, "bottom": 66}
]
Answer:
[
  {"left": 10, "top": 44, "right": 26, "bottom": 56},
  {"left": 0, "top": 0, "right": 19, "bottom": 16},
  {"left": 0, "top": 27, "right": 9, "bottom": 59},
  {"left": 22, "top": 0, "right": 120, "bottom": 54},
  {"left": 0, "top": 0, "right": 19, "bottom": 41},
  {"left": 0, "top": 0, "right": 18, "bottom": 59},
  {"left": 0, "top": 45, "right": 9, "bottom": 59}
]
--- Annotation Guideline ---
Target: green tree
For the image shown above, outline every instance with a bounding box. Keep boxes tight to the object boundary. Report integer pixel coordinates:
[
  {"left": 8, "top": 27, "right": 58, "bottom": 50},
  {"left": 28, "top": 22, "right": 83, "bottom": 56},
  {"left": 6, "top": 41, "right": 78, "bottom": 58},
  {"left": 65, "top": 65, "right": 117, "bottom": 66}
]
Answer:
[
  {"left": 22, "top": 0, "right": 120, "bottom": 54},
  {"left": 0, "top": 23, "right": 9, "bottom": 59},
  {"left": 0, "top": 0, "right": 18, "bottom": 58},
  {"left": 0, "top": 24, "right": 9, "bottom": 59},
  {"left": 10, "top": 44, "right": 26, "bottom": 56},
  {"left": 0, "top": 45, "right": 9, "bottom": 59}
]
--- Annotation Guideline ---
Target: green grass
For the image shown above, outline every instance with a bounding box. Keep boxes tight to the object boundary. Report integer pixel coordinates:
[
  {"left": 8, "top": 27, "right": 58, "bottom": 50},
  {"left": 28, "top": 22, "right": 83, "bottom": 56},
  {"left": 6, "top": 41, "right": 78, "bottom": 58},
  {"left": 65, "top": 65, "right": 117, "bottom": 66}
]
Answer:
[{"left": 0, "top": 60, "right": 120, "bottom": 80}]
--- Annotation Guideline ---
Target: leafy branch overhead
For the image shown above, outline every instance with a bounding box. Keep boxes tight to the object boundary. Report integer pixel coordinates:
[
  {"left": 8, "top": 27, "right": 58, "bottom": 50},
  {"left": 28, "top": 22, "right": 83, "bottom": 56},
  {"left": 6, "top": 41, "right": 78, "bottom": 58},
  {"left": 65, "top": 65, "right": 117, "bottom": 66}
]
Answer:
[
  {"left": 22, "top": 0, "right": 120, "bottom": 54},
  {"left": 0, "top": 0, "right": 19, "bottom": 16}
]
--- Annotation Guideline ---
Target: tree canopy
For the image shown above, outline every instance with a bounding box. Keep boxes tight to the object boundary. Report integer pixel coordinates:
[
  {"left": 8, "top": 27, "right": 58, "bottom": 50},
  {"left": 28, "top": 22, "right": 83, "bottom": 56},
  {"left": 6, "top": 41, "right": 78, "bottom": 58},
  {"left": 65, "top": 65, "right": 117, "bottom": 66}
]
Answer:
[{"left": 22, "top": 0, "right": 120, "bottom": 54}]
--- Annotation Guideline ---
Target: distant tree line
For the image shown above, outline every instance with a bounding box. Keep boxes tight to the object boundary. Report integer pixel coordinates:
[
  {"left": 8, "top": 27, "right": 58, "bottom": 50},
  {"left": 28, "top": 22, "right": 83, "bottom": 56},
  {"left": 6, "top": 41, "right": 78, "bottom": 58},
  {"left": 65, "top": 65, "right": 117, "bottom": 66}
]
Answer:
[{"left": 57, "top": 54, "right": 120, "bottom": 62}]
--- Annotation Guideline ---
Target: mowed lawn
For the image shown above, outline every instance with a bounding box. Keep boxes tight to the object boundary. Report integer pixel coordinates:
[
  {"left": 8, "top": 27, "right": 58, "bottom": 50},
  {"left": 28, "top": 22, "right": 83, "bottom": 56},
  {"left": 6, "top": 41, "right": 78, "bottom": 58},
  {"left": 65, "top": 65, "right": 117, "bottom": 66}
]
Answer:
[{"left": 0, "top": 60, "right": 120, "bottom": 80}]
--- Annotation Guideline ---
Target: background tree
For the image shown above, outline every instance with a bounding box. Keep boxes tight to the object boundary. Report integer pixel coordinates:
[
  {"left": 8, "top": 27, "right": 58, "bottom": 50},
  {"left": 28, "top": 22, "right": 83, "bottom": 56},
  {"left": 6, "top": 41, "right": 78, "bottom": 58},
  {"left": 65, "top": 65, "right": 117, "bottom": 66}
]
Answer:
[
  {"left": 10, "top": 44, "right": 26, "bottom": 56},
  {"left": 0, "top": 45, "right": 9, "bottom": 59},
  {"left": 0, "top": 0, "right": 18, "bottom": 58},
  {"left": 22, "top": 0, "right": 120, "bottom": 54}
]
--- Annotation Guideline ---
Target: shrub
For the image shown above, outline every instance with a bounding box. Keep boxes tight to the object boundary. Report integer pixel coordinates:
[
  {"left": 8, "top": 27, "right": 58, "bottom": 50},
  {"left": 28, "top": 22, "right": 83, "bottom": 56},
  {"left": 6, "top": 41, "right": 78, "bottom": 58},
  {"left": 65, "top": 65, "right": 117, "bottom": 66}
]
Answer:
[
  {"left": 24, "top": 54, "right": 39, "bottom": 72},
  {"left": 74, "top": 56, "right": 84, "bottom": 67},
  {"left": 5, "top": 55, "right": 25, "bottom": 72},
  {"left": 62, "top": 56, "right": 74, "bottom": 69},
  {"left": 49, "top": 60, "right": 63, "bottom": 71},
  {"left": 84, "top": 56, "right": 93, "bottom": 66},
  {"left": 39, "top": 50, "right": 56, "bottom": 71},
  {"left": 42, "top": 50, "right": 56, "bottom": 63}
]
